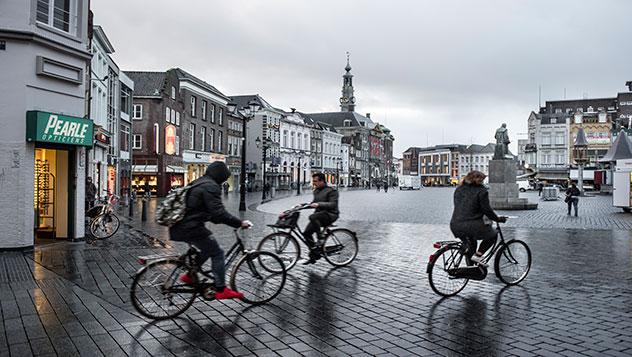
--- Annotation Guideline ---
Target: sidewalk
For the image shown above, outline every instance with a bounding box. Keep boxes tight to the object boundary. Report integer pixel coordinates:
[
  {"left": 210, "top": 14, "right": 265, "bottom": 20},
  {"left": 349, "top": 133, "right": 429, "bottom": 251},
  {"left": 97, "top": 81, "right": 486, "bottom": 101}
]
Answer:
[{"left": 2, "top": 194, "right": 632, "bottom": 356}]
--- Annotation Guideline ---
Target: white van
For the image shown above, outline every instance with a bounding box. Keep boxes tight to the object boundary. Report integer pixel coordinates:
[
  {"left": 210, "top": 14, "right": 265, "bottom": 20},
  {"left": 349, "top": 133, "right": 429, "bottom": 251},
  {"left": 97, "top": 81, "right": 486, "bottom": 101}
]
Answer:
[
  {"left": 398, "top": 175, "right": 422, "bottom": 190},
  {"left": 517, "top": 180, "right": 531, "bottom": 192}
]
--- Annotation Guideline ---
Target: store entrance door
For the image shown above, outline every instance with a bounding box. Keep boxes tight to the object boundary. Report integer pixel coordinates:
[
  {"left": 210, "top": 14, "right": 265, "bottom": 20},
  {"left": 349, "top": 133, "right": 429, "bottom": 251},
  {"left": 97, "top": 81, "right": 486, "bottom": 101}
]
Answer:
[{"left": 34, "top": 148, "right": 70, "bottom": 243}]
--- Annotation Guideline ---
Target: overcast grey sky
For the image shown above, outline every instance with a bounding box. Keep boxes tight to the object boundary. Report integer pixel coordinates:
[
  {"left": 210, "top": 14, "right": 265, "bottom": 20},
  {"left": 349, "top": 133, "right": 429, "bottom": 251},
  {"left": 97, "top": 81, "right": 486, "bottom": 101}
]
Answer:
[{"left": 93, "top": 0, "right": 632, "bottom": 155}]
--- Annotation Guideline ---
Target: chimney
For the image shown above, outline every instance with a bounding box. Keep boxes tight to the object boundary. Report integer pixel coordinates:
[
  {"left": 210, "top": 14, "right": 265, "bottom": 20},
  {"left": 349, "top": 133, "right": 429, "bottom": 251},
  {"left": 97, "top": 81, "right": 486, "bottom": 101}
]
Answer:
[{"left": 366, "top": 113, "right": 371, "bottom": 119}]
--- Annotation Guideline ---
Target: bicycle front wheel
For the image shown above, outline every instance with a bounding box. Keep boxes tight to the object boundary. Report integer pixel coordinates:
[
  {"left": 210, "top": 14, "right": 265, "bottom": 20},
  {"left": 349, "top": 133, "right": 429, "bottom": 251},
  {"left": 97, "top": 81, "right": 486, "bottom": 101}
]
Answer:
[
  {"left": 230, "top": 251, "right": 286, "bottom": 305},
  {"left": 256, "top": 232, "right": 300, "bottom": 271},
  {"left": 494, "top": 239, "right": 531, "bottom": 285},
  {"left": 322, "top": 228, "right": 358, "bottom": 267},
  {"left": 90, "top": 213, "right": 120, "bottom": 239},
  {"left": 130, "top": 259, "right": 197, "bottom": 320},
  {"left": 428, "top": 245, "right": 469, "bottom": 297}
]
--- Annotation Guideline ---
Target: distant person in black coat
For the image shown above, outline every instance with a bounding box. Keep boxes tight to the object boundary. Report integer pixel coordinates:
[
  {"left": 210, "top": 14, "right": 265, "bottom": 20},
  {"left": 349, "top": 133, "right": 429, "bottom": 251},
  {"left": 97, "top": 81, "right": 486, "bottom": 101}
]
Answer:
[
  {"left": 565, "top": 183, "right": 580, "bottom": 217},
  {"left": 169, "top": 162, "right": 252, "bottom": 300},
  {"left": 450, "top": 171, "right": 506, "bottom": 265}
]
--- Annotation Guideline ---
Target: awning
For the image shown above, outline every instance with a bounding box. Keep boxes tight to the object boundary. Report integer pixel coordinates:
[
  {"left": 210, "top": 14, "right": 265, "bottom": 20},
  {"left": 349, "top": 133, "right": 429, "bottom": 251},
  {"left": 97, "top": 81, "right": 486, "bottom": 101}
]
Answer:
[
  {"left": 536, "top": 170, "right": 569, "bottom": 180},
  {"left": 166, "top": 165, "right": 186, "bottom": 174},
  {"left": 132, "top": 164, "right": 157, "bottom": 173}
]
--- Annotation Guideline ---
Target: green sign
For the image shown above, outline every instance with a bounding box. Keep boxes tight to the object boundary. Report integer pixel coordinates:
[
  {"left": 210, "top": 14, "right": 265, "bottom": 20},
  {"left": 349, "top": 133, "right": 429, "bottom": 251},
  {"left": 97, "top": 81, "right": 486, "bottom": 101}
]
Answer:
[{"left": 26, "top": 111, "right": 93, "bottom": 147}]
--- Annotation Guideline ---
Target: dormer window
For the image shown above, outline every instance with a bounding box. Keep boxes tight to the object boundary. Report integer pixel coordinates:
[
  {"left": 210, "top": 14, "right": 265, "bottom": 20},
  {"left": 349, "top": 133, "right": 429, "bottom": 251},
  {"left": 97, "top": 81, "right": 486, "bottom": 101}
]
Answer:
[{"left": 343, "top": 119, "right": 351, "bottom": 127}]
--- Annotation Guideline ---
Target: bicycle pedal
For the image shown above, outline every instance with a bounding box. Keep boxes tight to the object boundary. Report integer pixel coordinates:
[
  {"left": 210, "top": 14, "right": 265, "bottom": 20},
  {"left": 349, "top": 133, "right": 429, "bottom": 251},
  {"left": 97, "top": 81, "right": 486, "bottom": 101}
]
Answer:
[{"left": 202, "top": 287, "right": 216, "bottom": 301}]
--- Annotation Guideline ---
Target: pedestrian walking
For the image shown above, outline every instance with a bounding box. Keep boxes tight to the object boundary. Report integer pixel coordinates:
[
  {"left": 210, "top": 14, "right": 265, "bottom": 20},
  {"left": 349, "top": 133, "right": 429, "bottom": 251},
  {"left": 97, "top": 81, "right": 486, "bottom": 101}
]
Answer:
[
  {"left": 537, "top": 181, "right": 543, "bottom": 196},
  {"left": 376, "top": 181, "right": 381, "bottom": 192},
  {"left": 565, "top": 183, "right": 580, "bottom": 217},
  {"left": 384, "top": 181, "right": 389, "bottom": 193}
]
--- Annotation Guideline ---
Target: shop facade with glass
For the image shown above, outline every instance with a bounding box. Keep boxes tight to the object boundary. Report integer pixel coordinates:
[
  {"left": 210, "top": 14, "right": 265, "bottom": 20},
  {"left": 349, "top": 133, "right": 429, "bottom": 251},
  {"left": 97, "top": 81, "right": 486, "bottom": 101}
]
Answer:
[{"left": 0, "top": 0, "right": 91, "bottom": 248}]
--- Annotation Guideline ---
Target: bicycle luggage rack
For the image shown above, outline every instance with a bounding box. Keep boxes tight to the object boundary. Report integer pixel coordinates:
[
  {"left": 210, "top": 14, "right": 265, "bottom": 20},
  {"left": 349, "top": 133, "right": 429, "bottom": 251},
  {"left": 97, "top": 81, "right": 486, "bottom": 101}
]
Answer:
[
  {"left": 137, "top": 253, "right": 179, "bottom": 265},
  {"left": 433, "top": 240, "right": 458, "bottom": 248}
]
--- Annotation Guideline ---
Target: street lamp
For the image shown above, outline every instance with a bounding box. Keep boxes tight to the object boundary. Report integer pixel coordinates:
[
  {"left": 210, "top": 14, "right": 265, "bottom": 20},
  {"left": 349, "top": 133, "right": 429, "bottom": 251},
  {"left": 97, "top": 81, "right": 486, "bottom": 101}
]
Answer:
[
  {"left": 228, "top": 99, "right": 260, "bottom": 211},
  {"left": 256, "top": 136, "right": 272, "bottom": 203},
  {"left": 336, "top": 157, "right": 342, "bottom": 188},
  {"left": 293, "top": 149, "right": 306, "bottom": 196},
  {"left": 573, "top": 127, "right": 589, "bottom": 196}
]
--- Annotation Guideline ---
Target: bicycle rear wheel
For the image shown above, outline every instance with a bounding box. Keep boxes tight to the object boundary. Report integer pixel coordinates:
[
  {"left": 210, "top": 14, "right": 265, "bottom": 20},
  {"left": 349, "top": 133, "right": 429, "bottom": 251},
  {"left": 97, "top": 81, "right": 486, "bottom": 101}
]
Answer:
[
  {"left": 428, "top": 245, "right": 469, "bottom": 297},
  {"left": 494, "top": 239, "right": 531, "bottom": 285},
  {"left": 322, "top": 228, "right": 358, "bottom": 267},
  {"left": 130, "top": 259, "right": 197, "bottom": 319},
  {"left": 230, "top": 251, "right": 286, "bottom": 305},
  {"left": 90, "top": 213, "right": 120, "bottom": 239},
  {"left": 256, "top": 232, "right": 300, "bottom": 271}
]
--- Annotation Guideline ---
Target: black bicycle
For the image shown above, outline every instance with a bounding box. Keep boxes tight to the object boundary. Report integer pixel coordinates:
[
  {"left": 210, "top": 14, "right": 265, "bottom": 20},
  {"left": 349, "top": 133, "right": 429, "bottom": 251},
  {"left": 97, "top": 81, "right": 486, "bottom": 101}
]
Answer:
[
  {"left": 130, "top": 228, "right": 287, "bottom": 320},
  {"left": 427, "top": 217, "right": 531, "bottom": 297},
  {"left": 257, "top": 203, "right": 358, "bottom": 271}
]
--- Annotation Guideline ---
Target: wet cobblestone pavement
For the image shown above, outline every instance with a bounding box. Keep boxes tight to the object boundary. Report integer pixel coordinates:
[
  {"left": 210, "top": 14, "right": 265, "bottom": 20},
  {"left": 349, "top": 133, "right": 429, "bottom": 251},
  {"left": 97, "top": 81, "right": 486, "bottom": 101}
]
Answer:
[{"left": 2, "top": 190, "right": 632, "bottom": 356}]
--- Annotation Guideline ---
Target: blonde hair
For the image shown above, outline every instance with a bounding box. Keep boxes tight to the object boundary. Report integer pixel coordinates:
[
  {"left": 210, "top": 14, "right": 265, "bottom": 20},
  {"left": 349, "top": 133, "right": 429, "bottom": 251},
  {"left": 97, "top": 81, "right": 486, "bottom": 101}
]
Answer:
[{"left": 461, "top": 170, "right": 486, "bottom": 186}]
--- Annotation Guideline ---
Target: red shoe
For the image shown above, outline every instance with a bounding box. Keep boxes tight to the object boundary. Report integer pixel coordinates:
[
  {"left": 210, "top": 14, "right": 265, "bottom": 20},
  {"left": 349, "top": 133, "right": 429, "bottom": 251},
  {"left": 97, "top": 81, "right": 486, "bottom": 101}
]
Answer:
[
  {"left": 179, "top": 273, "right": 196, "bottom": 285},
  {"left": 214, "top": 288, "right": 244, "bottom": 300}
]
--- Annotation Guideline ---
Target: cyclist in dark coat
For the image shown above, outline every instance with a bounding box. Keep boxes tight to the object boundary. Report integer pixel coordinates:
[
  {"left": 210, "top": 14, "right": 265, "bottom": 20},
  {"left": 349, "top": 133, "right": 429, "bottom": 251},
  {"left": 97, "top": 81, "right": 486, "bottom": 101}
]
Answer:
[
  {"left": 303, "top": 172, "right": 339, "bottom": 264},
  {"left": 169, "top": 161, "right": 251, "bottom": 299},
  {"left": 450, "top": 171, "right": 506, "bottom": 265}
]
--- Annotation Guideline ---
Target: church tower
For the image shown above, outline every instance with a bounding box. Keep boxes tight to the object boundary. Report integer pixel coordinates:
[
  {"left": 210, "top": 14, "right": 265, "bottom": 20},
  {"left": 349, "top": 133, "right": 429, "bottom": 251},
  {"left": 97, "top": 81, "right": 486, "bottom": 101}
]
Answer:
[{"left": 340, "top": 52, "right": 356, "bottom": 112}]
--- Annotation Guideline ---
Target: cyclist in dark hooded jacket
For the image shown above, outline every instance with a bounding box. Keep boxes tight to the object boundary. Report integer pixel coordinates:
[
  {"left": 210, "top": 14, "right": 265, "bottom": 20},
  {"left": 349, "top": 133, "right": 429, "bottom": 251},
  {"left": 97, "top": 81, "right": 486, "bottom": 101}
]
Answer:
[{"left": 170, "top": 161, "right": 251, "bottom": 300}]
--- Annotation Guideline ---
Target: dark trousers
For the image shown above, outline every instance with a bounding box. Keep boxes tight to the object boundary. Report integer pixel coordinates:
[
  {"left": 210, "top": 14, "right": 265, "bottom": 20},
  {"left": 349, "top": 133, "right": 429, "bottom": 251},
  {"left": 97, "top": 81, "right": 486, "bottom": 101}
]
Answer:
[
  {"left": 567, "top": 197, "right": 579, "bottom": 216},
  {"left": 452, "top": 223, "right": 497, "bottom": 259},
  {"left": 303, "top": 212, "right": 334, "bottom": 246},
  {"left": 181, "top": 234, "right": 226, "bottom": 289}
]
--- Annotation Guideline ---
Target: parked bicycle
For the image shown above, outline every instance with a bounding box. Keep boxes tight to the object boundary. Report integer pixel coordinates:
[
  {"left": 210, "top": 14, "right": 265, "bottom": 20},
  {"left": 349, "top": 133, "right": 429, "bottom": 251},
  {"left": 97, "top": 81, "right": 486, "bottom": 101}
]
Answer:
[
  {"left": 130, "top": 228, "right": 287, "bottom": 320},
  {"left": 427, "top": 217, "right": 531, "bottom": 297},
  {"left": 257, "top": 203, "right": 358, "bottom": 271},
  {"left": 86, "top": 190, "right": 120, "bottom": 240}
]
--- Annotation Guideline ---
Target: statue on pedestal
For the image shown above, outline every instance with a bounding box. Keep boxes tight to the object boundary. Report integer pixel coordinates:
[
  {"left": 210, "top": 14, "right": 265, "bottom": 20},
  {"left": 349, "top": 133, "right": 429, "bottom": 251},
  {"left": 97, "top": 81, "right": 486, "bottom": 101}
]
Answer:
[{"left": 494, "top": 123, "right": 511, "bottom": 160}]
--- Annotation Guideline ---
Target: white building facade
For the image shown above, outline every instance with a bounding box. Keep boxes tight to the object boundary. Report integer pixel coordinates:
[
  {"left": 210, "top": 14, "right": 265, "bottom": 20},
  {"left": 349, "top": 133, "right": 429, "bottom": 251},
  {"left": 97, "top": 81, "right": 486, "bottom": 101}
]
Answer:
[
  {"left": 0, "top": 0, "right": 92, "bottom": 247},
  {"left": 280, "top": 111, "right": 311, "bottom": 189}
]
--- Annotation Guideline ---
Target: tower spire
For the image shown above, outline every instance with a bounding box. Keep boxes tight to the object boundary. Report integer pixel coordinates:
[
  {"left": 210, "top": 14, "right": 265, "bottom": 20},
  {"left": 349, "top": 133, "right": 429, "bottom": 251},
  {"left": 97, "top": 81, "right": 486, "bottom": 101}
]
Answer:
[{"left": 340, "top": 51, "right": 355, "bottom": 112}]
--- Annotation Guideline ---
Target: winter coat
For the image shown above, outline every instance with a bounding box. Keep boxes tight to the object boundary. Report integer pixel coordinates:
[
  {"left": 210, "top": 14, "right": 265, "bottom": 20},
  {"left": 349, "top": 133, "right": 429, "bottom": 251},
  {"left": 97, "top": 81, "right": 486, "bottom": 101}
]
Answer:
[
  {"left": 169, "top": 162, "right": 241, "bottom": 241},
  {"left": 312, "top": 186, "right": 339, "bottom": 220},
  {"left": 450, "top": 183, "right": 501, "bottom": 239}
]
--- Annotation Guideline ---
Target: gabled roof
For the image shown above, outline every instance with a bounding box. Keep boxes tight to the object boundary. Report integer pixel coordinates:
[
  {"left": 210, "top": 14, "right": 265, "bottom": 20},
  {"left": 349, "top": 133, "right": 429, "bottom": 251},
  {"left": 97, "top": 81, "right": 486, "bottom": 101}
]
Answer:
[
  {"left": 93, "top": 25, "right": 115, "bottom": 54},
  {"left": 305, "top": 111, "right": 373, "bottom": 128},
  {"left": 317, "top": 121, "right": 338, "bottom": 133},
  {"left": 599, "top": 130, "right": 632, "bottom": 162},
  {"left": 124, "top": 71, "right": 166, "bottom": 97},
  {"left": 230, "top": 94, "right": 281, "bottom": 113},
  {"left": 172, "top": 68, "right": 228, "bottom": 100}
]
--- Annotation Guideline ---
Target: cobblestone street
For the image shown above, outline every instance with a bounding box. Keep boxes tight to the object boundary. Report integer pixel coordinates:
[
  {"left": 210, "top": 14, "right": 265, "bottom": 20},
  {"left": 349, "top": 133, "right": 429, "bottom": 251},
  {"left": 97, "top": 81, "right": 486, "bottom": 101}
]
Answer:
[{"left": 1, "top": 190, "right": 632, "bottom": 356}]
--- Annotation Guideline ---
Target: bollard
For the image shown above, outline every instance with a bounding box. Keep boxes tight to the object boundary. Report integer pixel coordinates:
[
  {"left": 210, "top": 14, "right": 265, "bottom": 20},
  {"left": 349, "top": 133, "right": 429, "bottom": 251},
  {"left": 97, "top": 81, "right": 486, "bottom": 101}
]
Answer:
[{"left": 141, "top": 198, "right": 147, "bottom": 222}]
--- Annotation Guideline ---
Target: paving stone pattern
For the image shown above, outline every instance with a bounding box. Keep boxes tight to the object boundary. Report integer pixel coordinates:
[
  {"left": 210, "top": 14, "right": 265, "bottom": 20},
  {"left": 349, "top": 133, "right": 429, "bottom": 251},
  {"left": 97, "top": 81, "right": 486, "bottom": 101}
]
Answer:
[{"left": 2, "top": 190, "right": 632, "bottom": 356}]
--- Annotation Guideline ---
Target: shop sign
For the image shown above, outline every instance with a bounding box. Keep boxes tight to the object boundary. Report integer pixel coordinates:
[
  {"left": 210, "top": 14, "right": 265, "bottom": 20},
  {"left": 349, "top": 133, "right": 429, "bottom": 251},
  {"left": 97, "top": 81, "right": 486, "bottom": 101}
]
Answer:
[
  {"left": 584, "top": 131, "right": 610, "bottom": 145},
  {"left": 26, "top": 111, "right": 93, "bottom": 147},
  {"left": 95, "top": 132, "right": 110, "bottom": 144},
  {"left": 165, "top": 125, "right": 176, "bottom": 155}
]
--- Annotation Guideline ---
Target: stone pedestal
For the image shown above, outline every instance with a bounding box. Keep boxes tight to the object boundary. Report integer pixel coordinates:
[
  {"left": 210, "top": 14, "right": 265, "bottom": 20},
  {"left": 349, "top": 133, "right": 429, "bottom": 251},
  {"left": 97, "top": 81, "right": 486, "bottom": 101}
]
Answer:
[{"left": 488, "top": 160, "right": 538, "bottom": 210}]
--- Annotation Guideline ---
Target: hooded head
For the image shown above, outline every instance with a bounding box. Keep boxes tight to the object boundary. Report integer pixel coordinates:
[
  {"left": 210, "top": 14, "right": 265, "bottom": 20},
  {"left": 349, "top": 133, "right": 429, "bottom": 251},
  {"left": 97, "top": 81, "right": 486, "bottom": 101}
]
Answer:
[{"left": 205, "top": 161, "right": 231, "bottom": 184}]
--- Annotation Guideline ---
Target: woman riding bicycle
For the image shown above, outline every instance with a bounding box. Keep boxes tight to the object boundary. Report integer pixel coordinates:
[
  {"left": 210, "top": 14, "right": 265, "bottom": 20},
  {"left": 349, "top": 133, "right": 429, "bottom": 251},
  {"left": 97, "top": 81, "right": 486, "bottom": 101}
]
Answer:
[{"left": 450, "top": 171, "right": 506, "bottom": 265}]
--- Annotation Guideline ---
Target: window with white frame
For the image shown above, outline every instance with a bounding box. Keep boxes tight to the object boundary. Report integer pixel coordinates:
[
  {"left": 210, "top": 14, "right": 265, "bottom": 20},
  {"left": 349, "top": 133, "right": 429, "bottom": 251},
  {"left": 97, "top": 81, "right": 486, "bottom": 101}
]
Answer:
[
  {"left": 133, "top": 104, "right": 143, "bottom": 120},
  {"left": 201, "top": 127, "right": 206, "bottom": 150},
  {"left": 175, "top": 112, "right": 180, "bottom": 126},
  {"left": 555, "top": 132, "right": 565, "bottom": 145},
  {"left": 542, "top": 133, "right": 551, "bottom": 145},
  {"left": 209, "top": 129, "right": 215, "bottom": 151},
  {"left": 165, "top": 106, "right": 170, "bottom": 122},
  {"left": 217, "top": 131, "right": 223, "bottom": 152},
  {"left": 297, "top": 134, "right": 302, "bottom": 151},
  {"left": 191, "top": 96, "right": 197, "bottom": 117},
  {"left": 132, "top": 134, "right": 142, "bottom": 149},
  {"left": 202, "top": 101, "right": 207, "bottom": 120},
  {"left": 36, "top": 0, "right": 76, "bottom": 34},
  {"left": 171, "top": 86, "right": 176, "bottom": 99},
  {"left": 153, "top": 123, "right": 160, "bottom": 154},
  {"left": 283, "top": 130, "right": 288, "bottom": 148},
  {"left": 120, "top": 124, "right": 130, "bottom": 152},
  {"left": 210, "top": 104, "right": 215, "bottom": 123},
  {"left": 189, "top": 123, "right": 195, "bottom": 149},
  {"left": 557, "top": 152, "right": 565, "bottom": 164},
  {"left": 304, "top": 134, "right": 308, "bottom": 150},
  {"left": 218, "top": 108, "right": 223, "bottom": 126},
  {"left": 170, "top": 108, "right": 176, "bottom": 124}
]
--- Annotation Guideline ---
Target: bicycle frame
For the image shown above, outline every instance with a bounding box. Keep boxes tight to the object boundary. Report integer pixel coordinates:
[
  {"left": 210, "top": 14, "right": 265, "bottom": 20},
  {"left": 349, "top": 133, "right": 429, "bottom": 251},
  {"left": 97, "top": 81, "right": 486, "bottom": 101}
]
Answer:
[{"left": 433, "top": 221, "right": 508, "bottom": 269}]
